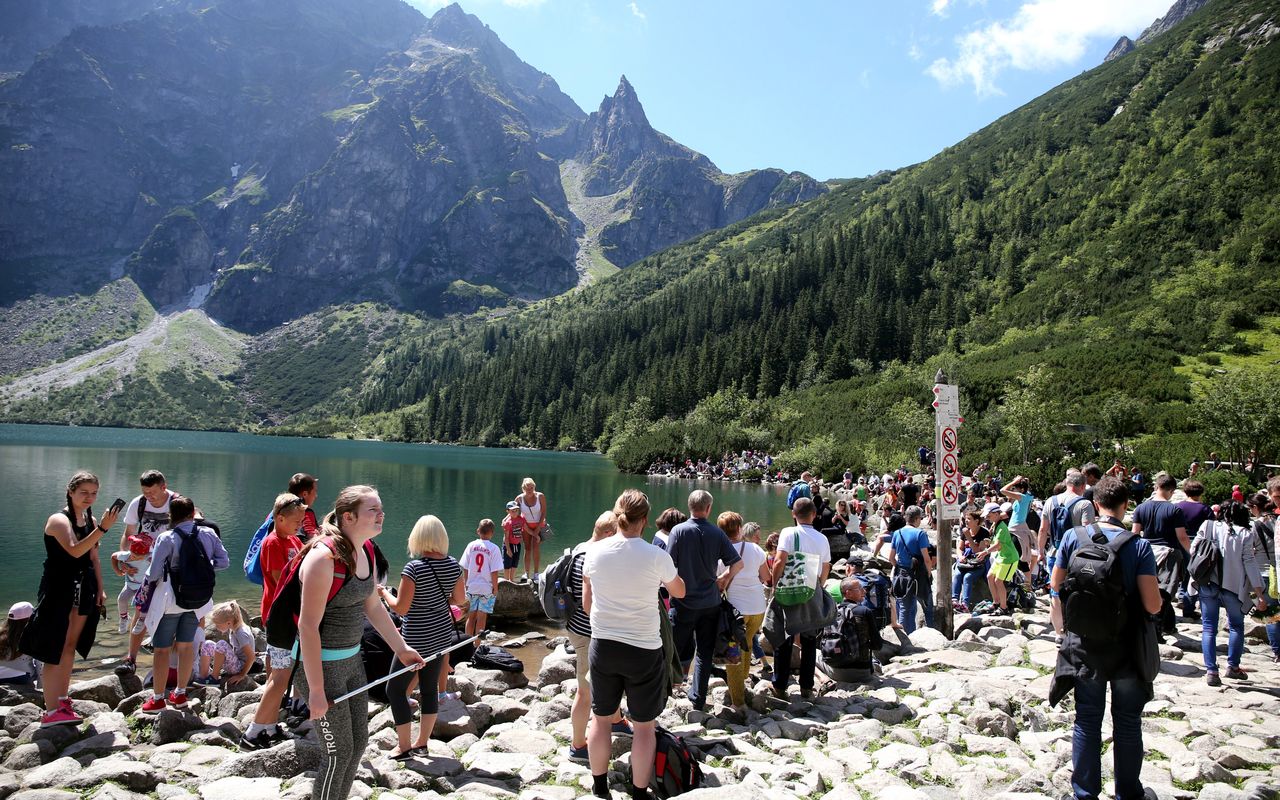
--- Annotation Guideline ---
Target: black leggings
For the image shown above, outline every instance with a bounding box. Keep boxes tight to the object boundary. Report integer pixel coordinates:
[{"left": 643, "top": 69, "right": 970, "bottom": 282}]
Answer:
[{"left": 388, "top": 656, "right": 444, "bottom": 725}]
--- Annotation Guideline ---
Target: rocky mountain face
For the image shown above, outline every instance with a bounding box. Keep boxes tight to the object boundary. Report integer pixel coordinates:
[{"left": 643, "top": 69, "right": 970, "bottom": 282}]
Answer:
[
  {"left": 1138, "top": 0, "right": 1212, "bottom": 43},
  {"left": 569, "top": 77, "right": 828, "bottom": 269},
  {"left": 0, "top": 0, "right": 176, "bottom": 73},
  {"left": 1104, "top": 36, "right": 1136, "bottom": 62},
  {"left": 1, "top": 0, "right": 824, "bottom": 333}
]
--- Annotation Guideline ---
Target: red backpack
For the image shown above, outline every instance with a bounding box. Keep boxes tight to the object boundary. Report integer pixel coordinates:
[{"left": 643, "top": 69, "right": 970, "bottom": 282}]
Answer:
[{"left": 265, "top": 537, "right": 376, "bottom": 650}]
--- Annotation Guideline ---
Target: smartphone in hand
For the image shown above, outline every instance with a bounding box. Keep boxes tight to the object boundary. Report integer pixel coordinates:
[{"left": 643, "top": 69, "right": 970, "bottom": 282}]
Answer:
[{"left": 109, "top": 497, "right": 126, "bottom": 516}]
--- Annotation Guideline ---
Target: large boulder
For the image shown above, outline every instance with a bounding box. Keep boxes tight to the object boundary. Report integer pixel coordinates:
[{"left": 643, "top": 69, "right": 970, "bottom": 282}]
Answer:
[
  {"left": 454, "top": 663, "right": 528, "bottom": 694},
  {"left": 207, "top": 740, "right": 320, "bottom": 780},
  {"left": 68, "top": 674, "right": 143, "bottom": 708},
  {"left": 198, "top": 777, "right": 282, "bottom": 800},
  {"left": 151, "top": 709, "right": 206, "bottom": 745},
  {"left": 67, "top": 759, "right": 160, "bottom": 793},
  {"left": 491, "top": 579, "right": 541, "bottom": 621},
  {"left": 3, "top": 705, "right": 42, "bottom": 738},
  {"left": 536, "top": 646, "right": 577, "bottom": 688}
]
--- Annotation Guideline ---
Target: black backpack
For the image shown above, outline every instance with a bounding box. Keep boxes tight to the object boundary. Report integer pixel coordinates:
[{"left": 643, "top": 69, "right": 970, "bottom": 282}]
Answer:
[
  {"left": 712, "top": 597, "right": 747, "bottom": 665},
  {"left": 1188, "top": 523, "right": 1224, "bottom": 586},
  {"left": 1062, "top": 524, "right": 1137, "bottom": 642},
  {"left": 650, "top": 726, "right": 701, "bottom": 798},
  {"left": 472, "top": 645, "right": 523, "bottom": 672},
  {"left": 819, "top": 603, "right": 869, "bottom": 669},
  {"left": 538, "top": 548, "right": 580, "bottom": 622},
  {"left": 167, "top": 525, "right": 217, "bottom": 609}
]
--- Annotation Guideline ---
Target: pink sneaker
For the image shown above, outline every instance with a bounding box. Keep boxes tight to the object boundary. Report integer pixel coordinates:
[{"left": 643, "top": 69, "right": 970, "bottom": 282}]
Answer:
[
  {"left": 140, "top": 695, "right": 167, "bottom": 713},
  {"left": 40, "top": 705, "right": 82, "bottom": 727}
]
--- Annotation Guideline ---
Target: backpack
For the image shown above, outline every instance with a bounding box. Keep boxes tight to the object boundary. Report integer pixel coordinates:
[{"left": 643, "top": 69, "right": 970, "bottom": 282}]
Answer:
[
  {"left": 167, "top": 524, "right": 217, "bottom": 610},
  {"left": 538, "top": 547, "right": 581, "bottom": 622},
  {"left": 266, "top": 538, "right": 377, "bottom": 650},
  {"left": 854, "top": 572, "right": 891, "bottom": 631},
  {"left": 243, "top": 513, "right": 274, "bottom": 586},
  {"left": 1188, "top": 523, "right": 1224, "bottom": 586},
  {"left": 650, "top": 726, "right": 702, "bottom": 799},
  {"left": 472, "top": 644, "right": 523, "bottom": 672},
  {"left": 786, "top": 480, "right": 812, "bottom": 509},
  {"left": 1050, "top": 496, "right": 1088, "bottom": 548},
  {"left": 1061, "top": 524, "right": 1137, "bottom": 642},
  {"left": 712, "top": 597, "right": 747, "bottom": 665},
  {"left": 819, "top": 603, "right": 870, "bottom": 669}
]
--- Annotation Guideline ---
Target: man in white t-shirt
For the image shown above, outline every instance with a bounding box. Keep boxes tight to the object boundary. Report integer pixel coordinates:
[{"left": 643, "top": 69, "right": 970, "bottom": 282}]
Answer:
[
  {"left": 769, "top": 497, "right": 832, "bottom": 700},
  {"left": 1038, "top": 468, "right": 1096, "bottom": 637},
  {"left": 583, "top": 490, "right": 685, "bottom": 800},
  {"left": 115, "top": 469, "right": 177, "bottom": 676}
]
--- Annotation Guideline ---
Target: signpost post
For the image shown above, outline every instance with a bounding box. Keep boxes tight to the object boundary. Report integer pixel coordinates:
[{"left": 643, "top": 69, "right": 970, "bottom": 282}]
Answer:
[{"left": 932, "top": 370, "right": 962, "bottom": 638}]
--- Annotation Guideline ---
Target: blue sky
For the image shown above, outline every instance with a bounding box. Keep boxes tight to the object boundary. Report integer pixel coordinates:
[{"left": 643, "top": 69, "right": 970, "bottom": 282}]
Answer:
[{"left": 409, "top": 0, "right": 1175, "bottom": 181}]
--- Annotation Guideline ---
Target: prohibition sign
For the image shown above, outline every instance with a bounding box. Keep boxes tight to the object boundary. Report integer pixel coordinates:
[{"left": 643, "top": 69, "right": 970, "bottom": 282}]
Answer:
[
  {"left": 941, "top": 453, "right": 957, "bottom": 478},
  {"left": 941, "top": 427, "right": 957, "bottom": 452},
  {"left": 942, "top": 481, "right": 959, "bottom": 504}
]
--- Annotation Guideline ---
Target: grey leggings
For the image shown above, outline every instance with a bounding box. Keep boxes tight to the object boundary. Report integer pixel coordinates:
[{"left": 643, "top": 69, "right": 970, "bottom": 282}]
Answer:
[{"left": 297, "top": 655, "right": 368, "bottom": 800}]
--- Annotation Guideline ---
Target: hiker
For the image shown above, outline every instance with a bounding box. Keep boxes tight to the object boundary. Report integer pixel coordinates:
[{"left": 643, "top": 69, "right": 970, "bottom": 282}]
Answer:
[
  {"left": 20, "top": 472, "right": 117, "bottom": 725},
  {"left": 981, "top": 502, "right": 1018, "bottom": 615},
  {"left": 1038, "top": 469, "right": 1095, "bottom": 635},
  {"left": 1001, "top": 476, "right": 1036, "bottom": 582},
  {"left": 1190, "top": 502, "right": 1269, "bottom": 686},
  {"left": 501, "top": 501, "right": 524, "bottom": 582},
  {"left": 667, "top": 490, "right": 742, "bottom": 710},
  {"left": 241, "top": 493, "right": 307, "bottom": 749},
  {"left": 582, "top": 489, "right": 686, "bottom": 800},
  {"left": 1176, "top": 480, "right": 1213, "bottom": 618},
  {"left": 115, "top": 470, "right": 178, "bottom": 675},
  {"left": 460, "top": 519, "right": 502, "bottom": 638},
  {"left": 565, "top": 511, "right": 628, "bottom": 762},
  {"left": 516, "top": 478, "right": 549, "bottom": 581},
  {"left": 376, "top": 514, "right": 461, "bottom": 761},
  {"left": 298, "top": 486, "right": 423, "bottom": 797},
  {"left": 139, "top": 495, "right": 229, "bottom": 712},
  {"left": 1131, "top": 472, "right": 1190, "bottom": 631},
  {"left": 769, "top": 497, "right": 832, "bottom": 700},
  {"left": 717, "top": 511, "right": 768, "bottom": 710},
  {"left": 1050, "top": 476, "right": 1162, "bottom": 800},
  {"left": 1247, "top": 491, "right": 1280, "bottom": 662},
  {"left": 952, "top": 510, "right": 990, "bottom": 613},
  {"left": 887, "top": 505, "right": 934, "bottom": 633},
  {"left": 818, "top": 577, "right": 883, "bottom": 683}
]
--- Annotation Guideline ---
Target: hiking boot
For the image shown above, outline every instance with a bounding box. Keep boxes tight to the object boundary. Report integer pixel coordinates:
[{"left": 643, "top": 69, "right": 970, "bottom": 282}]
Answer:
[
  {"left": 1225, "top": 666, "right": 1249, "bottom": 681},
  {"left": 114, "top": 657, "right": 136, "bottom": 676},
  {"left": 140, "top": 695, "right": 167, "bottom": 713},
  {"left": 167, "top": 690, "right": 189, "bottom": 709},
  {"left": 1205, "top": 672, "right": 1222, "bottom": 687},
  {"left": 40, "top": 701, "right": 82, "bottom": 727},
  {"left": 239, "top": 729, "right": 276, "bottom": 751}
]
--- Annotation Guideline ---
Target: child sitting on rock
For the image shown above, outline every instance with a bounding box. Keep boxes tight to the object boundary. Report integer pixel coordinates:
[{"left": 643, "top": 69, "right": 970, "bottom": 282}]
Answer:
[
  {"left": 196, "top": 601, "right": 255, "bottom": 686},
  {"left": 0, "top": 602, "right": 40, "bottom": 685}
]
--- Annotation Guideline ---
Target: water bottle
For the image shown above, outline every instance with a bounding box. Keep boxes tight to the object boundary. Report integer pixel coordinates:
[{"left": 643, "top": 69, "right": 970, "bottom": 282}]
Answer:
[{"left": 554, "top": 581, "right": 566, "bottom": 614}]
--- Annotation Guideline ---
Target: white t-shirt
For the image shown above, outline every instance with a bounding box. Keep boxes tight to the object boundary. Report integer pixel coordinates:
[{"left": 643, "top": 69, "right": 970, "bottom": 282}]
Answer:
[
  {"left": 460, "top": 539, "right": 503, "bottom": 595},
  {"left": 720, "top": 541, "right": 767, "bottom": 616},
  {"left": 124, "top": 491, "right": 175, "bottom": 538},
  {"left": 777, "top": 524, "right": 832, "bottom": 566},
  {"left": 583, "top": 533, "right": 678, "bottom": 650}
]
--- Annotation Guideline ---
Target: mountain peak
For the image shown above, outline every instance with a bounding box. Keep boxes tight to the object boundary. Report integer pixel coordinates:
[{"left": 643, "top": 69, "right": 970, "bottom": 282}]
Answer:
[
  {"left": 1137, "top": 0, "right": 1210, "bottom": 45},
  {"left": 600, "top": 73, "right": 649, "bottom": 128},
  {"left": 428, "top": 2, "right": 490, "bottom": 41},
  {"left": 1104, "top": 35, "right": 1135, "bottom": 62}
]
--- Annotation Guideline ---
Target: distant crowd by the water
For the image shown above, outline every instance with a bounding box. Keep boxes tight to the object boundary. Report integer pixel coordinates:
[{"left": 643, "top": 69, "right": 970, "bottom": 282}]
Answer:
[{"left": 3, "top": 452, "right": 1279, "bottom": 800}]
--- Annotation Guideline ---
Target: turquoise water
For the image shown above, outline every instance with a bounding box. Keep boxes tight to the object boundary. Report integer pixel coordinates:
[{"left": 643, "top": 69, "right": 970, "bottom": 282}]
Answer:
[{"left": 0, "top": 424, "right": 795, "bottom": 611}]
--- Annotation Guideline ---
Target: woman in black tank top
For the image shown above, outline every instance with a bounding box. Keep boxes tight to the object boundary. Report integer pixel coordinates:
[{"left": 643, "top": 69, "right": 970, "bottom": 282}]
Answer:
[{"left": 21, "top": 471, "right": 121, "bottom": 727}]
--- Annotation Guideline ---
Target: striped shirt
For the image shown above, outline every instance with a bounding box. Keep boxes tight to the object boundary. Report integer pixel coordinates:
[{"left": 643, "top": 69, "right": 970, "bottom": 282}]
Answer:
[
  {"left": 566, "top": 549, "right": 590, "bottom": 638},
  {"left": 401, "top": 556, "right": 461, "bottom": 655}
]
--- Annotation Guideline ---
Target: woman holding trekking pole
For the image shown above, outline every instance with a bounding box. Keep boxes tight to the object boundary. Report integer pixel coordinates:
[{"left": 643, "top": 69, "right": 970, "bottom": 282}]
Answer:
[{"left": 297, "top": 486, "right": 424, "bottom": 800}]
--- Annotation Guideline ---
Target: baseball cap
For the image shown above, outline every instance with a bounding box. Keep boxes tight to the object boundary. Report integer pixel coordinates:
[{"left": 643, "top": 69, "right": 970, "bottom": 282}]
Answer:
[
  {"left": 982, "top": 503, "right": 1002, "bottom": 516},
  {"left": 505, "top": 501, "right": 519, "bottom": 510},
  {"left": 1000, "top": 502, "right": 1013, "bottom": 514},
  {"left": 8, "top": 602, "right": 34, "bottom": 621}
]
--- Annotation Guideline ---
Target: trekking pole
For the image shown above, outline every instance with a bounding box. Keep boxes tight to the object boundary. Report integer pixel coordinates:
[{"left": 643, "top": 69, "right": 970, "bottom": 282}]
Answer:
[{"left": 329, "top": 634, "right": 481, "bottom": 706}]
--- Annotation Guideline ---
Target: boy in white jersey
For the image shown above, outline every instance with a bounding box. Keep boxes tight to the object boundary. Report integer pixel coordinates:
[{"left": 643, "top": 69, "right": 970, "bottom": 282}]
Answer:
[{"left": 461, "top": 519, "right": 503, "bottom": 637}]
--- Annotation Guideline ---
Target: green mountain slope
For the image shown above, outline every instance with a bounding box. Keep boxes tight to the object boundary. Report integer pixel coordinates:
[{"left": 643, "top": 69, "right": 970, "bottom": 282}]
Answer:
[{"left": 352, "top": 0, "right": 1280, "bottom": 473}]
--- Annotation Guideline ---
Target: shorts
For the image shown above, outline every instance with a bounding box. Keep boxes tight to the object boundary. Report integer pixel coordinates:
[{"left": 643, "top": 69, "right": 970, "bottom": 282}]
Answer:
[
  {"left": 503, "top": 544, "right": 522, "bottom": 570},
  {"left": 266, "top": 644, "right": 295, "bottom": 671},
  {"left": 990, "top": 560, "right": 1019, "bottom": 583},
  {"left": 467, "top": 593, "right": 496, "bottom": 614},
  {"left": 589, "top": 637, "right": 666, "bottom": 723},
  {"left": 200, "top": 639, "right": 246, "bottom": 674},
  {"left": 566, "top": 630, "right": 592, "bottom": 693},
  {"left": 151, "top": 611, "right": 198, "bottom": 648}
]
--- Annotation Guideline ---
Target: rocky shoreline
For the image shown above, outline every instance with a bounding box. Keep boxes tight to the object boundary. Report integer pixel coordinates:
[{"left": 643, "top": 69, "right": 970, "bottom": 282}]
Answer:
[{"left": 1, "top": 596, "right": 1277, "bottom": 800}]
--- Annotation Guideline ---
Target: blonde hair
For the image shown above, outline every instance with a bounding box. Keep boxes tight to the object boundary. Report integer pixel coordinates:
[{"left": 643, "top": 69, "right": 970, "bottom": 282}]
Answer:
[
  {"left": 273, "top": 492, "right": 306, "bottom": 519},
  {"left": 593, "top": 511, "right": 618, "bottom": 540},
  {"left": 315, "top": 484, "right": 378, "bottom": 572},
  {"left": 613, "top": 489, "right": 650, "bottom": 533},
  {"left": 521, "top": 477, "right": 536, "bottom": 490},
  {"left": 210, "top": 601, "right": 248, "bottom": 632},
  {"left": 717, "top": 511, "right": 743, "bottom": 539},
  {"left": 408, "top": 514, "right": 449, "bottom": 557}
]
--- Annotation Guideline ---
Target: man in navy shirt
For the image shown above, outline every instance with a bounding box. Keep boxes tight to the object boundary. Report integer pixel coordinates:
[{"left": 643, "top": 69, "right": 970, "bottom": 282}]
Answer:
[
  {"left": 1051, "top": 477, "right": 1162, "bottom": 800},
  {"left": 1132, "top": 471, "right": 1189, "bottom": 629},
  {"left": 667, "top": 490, "right": 742, "bottom": 710},
  {"left": 887, "top": 506, "right": 934, "bottom": 634}
]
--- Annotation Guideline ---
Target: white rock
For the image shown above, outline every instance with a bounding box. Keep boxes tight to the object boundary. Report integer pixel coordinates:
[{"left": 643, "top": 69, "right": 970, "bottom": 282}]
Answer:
[{"left": 198, "top": 777, "right": 282, "bottom": 800}]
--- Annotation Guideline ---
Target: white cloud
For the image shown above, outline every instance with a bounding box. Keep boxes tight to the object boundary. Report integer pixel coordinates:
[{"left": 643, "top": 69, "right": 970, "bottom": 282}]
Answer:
[
  {"left": 931, "top": 0, "right": 951, "bottom": 16},
  {"left": 628, "top": 2, "right": 646, "bottom": 21},
  {"left": 908, "top": 43, "right": 924, "bottom": 61},
  {"left": 927, "top": 0, "right": 1172, "bottom": 95}
]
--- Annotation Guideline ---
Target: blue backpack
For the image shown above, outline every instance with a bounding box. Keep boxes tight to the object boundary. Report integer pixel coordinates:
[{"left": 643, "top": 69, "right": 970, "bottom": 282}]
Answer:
[
  {"left": 243, "top": 513, "right": 274, "bottom": 585},
  {"left": 786, "top": 480, "right": 812, "bottom": 509},
  {"left": 855, "top": 572, "right": 891, "bottom": 631},
  {"left": 1050, "top": 496, "right": 1088, "bottom": 548}
]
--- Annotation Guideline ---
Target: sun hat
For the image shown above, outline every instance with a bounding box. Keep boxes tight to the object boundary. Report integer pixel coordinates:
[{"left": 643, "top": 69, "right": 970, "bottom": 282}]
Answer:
[{"left": 982, "top": 503, "right": 1002, "bottom": 516}]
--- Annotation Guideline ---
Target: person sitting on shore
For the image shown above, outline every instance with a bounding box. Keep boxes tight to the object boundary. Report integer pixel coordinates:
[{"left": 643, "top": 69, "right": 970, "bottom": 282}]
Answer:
[
  {"left": 818, "top": 577, "right": 883, "bottom": 683},
  {"left": 0, "top": 602, "right": 39, "bottom": 686},
  {"left": 197, "top": 601, "right": 254, "bottom": 686}
]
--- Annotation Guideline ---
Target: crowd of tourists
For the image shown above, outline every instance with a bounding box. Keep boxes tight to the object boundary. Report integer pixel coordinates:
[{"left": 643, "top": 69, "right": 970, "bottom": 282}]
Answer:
[{"left": 4, "top": 456, "right": 1279, "bottom": 800}]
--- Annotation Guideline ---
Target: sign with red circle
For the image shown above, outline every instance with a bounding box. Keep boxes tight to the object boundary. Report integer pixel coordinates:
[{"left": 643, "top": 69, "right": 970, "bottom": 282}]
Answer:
[
  {"left": 941, "top": 427, "right": 957, "bottom": 452},
  {"left": 942, "top": 481, "right": 959, "bottom": 504},
  {"left": 941, "top": 453, "right": 957, "bottom": 478}
]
